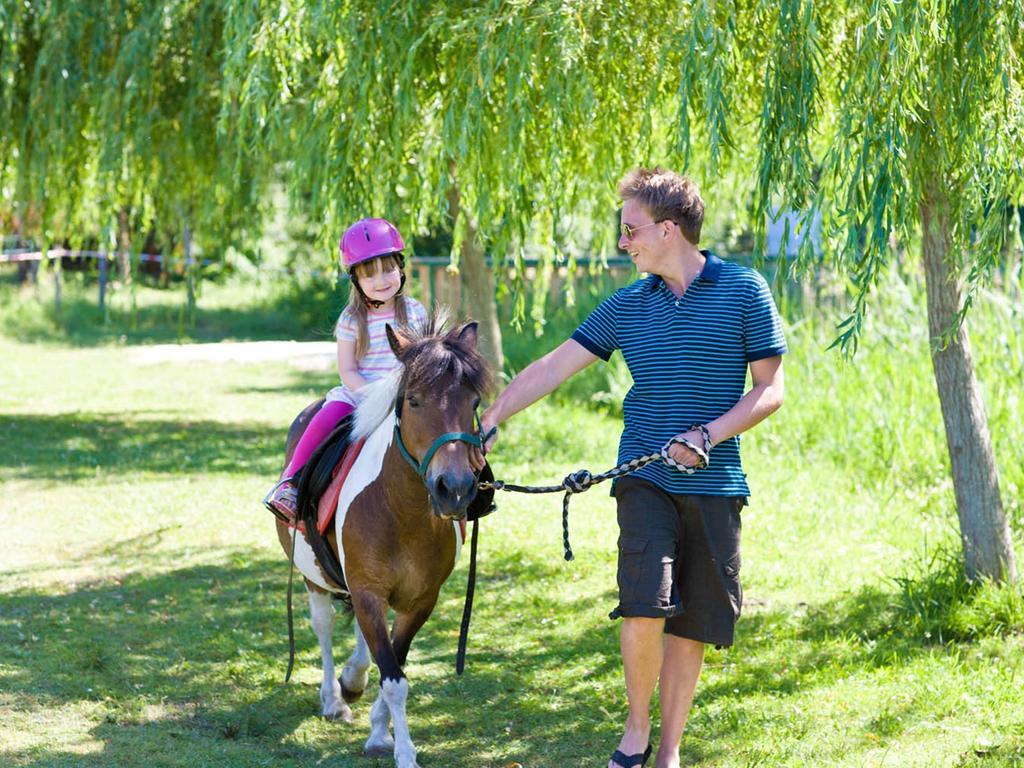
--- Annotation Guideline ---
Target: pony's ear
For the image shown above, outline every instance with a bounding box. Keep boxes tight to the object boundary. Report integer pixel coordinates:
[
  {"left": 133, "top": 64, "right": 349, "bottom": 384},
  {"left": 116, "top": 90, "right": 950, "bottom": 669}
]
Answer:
[
  {"left": 386, "top": 323, "right": 410, "bottom": 356},
  {"left": 456, "top": 321, "right": 479, "bottom": 348}
]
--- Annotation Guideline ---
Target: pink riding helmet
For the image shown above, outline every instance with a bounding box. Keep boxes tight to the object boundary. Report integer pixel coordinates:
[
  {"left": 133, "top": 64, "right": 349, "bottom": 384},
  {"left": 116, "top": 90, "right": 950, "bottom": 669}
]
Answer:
[{"left": 339, "top": 217, "right": 405, "bottom": 270}]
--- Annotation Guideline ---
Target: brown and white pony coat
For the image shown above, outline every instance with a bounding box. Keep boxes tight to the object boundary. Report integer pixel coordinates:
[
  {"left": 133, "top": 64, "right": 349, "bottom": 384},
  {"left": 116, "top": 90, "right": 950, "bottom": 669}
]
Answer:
[{"left": 275, "top": 316, "right": 491, "bottom": 768}]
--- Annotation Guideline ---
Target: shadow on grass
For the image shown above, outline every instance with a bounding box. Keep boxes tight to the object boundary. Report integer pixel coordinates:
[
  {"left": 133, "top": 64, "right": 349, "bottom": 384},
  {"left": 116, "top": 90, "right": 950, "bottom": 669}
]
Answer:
[
  {"left": 0, "top": 544, "right": 1010, "bottom": 767},
  {"left": 0, "top": 412, "right": 286, "bottom": 480}
]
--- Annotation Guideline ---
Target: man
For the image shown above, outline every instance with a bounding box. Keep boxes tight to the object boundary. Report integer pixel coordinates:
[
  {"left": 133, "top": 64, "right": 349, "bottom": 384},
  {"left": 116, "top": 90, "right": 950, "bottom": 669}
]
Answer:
[{"left": 473, "top": 167, "right": 786, "bottom": 768}]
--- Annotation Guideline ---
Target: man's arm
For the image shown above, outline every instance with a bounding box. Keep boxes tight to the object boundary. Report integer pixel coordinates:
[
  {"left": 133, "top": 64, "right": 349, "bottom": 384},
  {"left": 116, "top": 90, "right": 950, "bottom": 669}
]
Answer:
[
  {"left": 666, "top": 355, "right": 785, "bottom": 466},
  {"left": 473, "top": 339, "right": 598, "bottom": 465}
]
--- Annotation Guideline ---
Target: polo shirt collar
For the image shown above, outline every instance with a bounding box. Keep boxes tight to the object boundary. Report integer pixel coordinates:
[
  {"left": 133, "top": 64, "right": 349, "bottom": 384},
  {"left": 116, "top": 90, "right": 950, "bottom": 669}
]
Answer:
[
  {"left": 647, "top": 249, "right": 722, "bottom": 292},
  {"left": 700, "top": 250, "right": 722, "bottom": 282}
]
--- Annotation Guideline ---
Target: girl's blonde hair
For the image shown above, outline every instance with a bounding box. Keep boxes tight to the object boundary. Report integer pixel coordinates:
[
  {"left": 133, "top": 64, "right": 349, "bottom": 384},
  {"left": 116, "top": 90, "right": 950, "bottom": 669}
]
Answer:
[{"left": 347, "top": 254, "right": 409, "bottom": 359}]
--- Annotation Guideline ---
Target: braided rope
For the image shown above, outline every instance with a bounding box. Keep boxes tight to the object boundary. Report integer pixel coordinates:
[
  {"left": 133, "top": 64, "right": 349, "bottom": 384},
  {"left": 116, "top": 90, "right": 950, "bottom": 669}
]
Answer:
[{"left": 480, "top": 426, "right": 712, "bottom": 561}]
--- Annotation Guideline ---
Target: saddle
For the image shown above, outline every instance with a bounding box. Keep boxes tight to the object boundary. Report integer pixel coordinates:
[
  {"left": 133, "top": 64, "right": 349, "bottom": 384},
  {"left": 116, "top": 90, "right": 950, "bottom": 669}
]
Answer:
[
  {"left": 276, "top": 444, "right": 365, "bottom": 537},
  {"left": 312, "top": 437, "right": 367, "bottom": 534}
]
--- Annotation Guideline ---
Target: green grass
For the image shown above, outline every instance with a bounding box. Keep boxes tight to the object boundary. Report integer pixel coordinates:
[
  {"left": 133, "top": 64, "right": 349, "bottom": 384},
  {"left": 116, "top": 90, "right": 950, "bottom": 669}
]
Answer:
[
  {"left": 0, "top": 269, "right": 346, "bottom": 346},
  {"left": 2, "top": 267, "right": 1023, "bottom": 767}
]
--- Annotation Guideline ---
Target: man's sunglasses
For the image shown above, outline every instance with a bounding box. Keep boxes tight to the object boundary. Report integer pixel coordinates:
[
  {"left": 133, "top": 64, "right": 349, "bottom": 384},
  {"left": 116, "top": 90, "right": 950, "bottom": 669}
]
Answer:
[{"left": 620, "top": 220, "right": 666, "bottom": 239}]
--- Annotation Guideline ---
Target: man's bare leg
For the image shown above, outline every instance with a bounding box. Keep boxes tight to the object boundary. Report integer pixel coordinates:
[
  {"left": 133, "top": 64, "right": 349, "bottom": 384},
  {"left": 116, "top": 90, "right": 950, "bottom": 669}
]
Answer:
[
  {"left": 609, "top": 616, "right": 664, "bottom": 768},
  {"left": 653, "top": 635, "right": 705, "bottom": 768}
]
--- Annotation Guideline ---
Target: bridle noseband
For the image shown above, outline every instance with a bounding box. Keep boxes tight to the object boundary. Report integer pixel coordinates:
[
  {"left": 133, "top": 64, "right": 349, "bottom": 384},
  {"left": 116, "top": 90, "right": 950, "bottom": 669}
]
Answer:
[{"left": 393, "top": 412, "right": 491, "bottom": 481}]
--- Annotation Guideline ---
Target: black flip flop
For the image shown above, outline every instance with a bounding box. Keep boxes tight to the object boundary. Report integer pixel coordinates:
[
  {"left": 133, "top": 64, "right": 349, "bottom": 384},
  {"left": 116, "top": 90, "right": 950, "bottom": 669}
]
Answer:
[{"left": 610, "top": 743, "right": 652, "bottom": 768}]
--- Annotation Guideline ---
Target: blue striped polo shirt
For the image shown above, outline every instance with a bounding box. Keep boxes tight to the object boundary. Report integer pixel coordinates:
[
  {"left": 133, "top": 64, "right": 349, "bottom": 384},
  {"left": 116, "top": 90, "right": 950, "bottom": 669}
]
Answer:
[{"left": 571, "top": 252, "right": 787, "bottom": 496}]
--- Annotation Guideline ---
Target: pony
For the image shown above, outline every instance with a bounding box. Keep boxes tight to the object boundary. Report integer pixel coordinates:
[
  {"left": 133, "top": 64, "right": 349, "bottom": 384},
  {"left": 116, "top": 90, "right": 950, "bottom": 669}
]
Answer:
[{"left": 274, "top": 315, "right": 493, "bottom": 768}]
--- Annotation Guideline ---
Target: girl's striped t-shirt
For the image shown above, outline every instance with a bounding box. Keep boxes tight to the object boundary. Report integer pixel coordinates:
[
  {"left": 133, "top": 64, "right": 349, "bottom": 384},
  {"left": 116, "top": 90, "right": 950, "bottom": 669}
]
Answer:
[{"left": 326, "top": 297, "right": 428, "bottom": 406}]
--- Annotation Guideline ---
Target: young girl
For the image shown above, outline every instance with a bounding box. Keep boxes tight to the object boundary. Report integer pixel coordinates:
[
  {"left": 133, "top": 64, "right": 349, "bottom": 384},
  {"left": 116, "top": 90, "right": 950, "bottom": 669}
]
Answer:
[{"left": 264, "top": 217, "right": 428, "bottom": 519}]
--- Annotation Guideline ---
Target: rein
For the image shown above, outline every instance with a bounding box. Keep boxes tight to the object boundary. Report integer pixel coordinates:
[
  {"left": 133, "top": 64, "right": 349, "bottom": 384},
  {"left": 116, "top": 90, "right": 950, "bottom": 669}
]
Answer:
[{"left": 479, "top": 425, "right": 712, "bottom": 562}]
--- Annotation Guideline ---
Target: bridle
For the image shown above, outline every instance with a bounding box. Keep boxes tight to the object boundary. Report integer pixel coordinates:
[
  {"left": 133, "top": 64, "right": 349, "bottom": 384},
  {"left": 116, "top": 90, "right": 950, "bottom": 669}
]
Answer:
[{"left": 393, "top": 405, "right": 491, "bottom": 482}]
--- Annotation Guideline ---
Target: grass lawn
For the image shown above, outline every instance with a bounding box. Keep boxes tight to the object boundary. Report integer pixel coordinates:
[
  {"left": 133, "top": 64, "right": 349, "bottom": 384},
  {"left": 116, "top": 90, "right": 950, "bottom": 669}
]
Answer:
[{"left": 2, "top": 274, "right": 1023, "bottom": 767}]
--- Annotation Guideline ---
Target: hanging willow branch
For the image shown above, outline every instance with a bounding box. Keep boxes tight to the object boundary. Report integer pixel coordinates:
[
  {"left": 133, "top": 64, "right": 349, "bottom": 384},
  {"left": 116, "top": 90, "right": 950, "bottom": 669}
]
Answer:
[{"left": 1, "top": 0, "right": 1021, "bottom": 338}]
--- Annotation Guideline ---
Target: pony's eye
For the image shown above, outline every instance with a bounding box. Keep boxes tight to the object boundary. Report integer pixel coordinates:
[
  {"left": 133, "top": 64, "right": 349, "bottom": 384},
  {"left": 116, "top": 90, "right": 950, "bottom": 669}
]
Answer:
[
  {"left": 407, "top": 395, "right": 421, "bottom": 408},
  {"left": 472, "top": 397, "right": 481, "bottom": 410}
]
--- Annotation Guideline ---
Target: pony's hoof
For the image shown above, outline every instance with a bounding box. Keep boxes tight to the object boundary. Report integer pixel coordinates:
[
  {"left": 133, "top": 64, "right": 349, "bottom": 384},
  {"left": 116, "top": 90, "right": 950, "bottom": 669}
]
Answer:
[
  {"left": 340, "top": 682, "right": 365, "bottom": 704},
  {"left": 341, "top": 667, "right": 369, "bottom": 703},
  {"left": 364, "top": 736, "right": 395, "bottom": 757},
  {"left": 319, "top": 708, "right": 352, "bottom": 724}
]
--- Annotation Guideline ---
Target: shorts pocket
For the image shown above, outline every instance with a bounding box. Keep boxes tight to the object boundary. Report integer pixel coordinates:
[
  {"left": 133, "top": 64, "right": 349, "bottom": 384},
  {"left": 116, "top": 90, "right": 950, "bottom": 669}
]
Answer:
[
  {"left": 617, "top": 537, "right": 648, "bottom": 601},
  {"left": 721, "top": 557, "right": 743, "bottom": 618}
]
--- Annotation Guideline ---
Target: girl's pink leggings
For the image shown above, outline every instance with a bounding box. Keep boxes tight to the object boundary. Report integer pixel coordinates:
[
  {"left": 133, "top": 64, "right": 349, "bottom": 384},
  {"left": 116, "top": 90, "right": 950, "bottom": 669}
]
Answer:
[{"left": 284, "top": 400, "right": 355, "bottom": 478}]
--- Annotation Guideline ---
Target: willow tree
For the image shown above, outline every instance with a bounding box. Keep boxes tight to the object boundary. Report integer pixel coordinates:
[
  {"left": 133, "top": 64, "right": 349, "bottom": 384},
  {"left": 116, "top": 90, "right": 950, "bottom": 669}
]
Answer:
[
  {"left": 5, "top": 1, "right": 1018, "bottom": 579},
  {"left": 747, "top": 0, "right": 1022, "bottom": 583},
  {"left": 223, "top": 0, "right": 1019, "bottom": 581},
  {"left": 221, "top": 1, "right": 684, "bottom": 368},
  {"left": 0, "top": 1, "right": 265, "bottom": 305}
]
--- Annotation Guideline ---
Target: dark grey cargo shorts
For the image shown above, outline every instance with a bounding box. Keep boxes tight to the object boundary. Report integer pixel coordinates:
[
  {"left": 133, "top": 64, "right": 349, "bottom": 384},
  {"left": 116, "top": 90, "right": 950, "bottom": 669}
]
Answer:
[{"left": 610, "top": 476, "right": 745, "bottom": 647}]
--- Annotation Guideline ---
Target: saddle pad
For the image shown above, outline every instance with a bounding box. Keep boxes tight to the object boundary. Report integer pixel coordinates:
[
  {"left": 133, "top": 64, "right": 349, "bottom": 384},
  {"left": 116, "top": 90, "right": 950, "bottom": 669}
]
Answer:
[{"left": 316, "top": 437, "right": 367, "bottom": 535}]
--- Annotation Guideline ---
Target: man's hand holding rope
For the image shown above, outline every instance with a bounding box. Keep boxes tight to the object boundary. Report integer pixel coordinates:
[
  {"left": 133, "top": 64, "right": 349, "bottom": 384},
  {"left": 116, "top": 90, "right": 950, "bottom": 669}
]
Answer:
[
  {"left": 664, "top": 426, "right": 714, "bottom": 470},
  {"left": 468, "top": 414, "right": 498, "bottom": 473}
]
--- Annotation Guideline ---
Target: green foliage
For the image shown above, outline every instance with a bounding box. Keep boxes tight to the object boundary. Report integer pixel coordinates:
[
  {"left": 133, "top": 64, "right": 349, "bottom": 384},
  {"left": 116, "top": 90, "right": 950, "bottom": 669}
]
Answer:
[
  {"left": 0, "top": 1, "right": 267, "bottom": 259},
  {"left": 908, "top": 553, "right": 1024, "bottom": 642},
  {"left": 809, "top": 1, "right": 1024, "bottom": 350},
  {"left": 4, "top": 2, "right": 1023, "bottom": 341}
]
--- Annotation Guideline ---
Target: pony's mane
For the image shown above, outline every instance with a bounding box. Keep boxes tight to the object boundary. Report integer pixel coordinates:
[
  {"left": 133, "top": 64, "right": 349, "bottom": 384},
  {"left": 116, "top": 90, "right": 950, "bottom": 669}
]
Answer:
[
  {"left": 351, "top": 308, "right": 493, "bottom": 438},
  {"left": 396, "top": 309, "right": 493, "bottom": 399},
  {"left": 352, "top": 368, "right": 402, "bottom": 439}
]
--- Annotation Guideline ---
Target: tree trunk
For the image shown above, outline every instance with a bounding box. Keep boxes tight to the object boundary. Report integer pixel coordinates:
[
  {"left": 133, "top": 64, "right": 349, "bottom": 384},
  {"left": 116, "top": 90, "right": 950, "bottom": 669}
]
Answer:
[
  {"left": 51, "top": 250, "right": 62, "bottom": 322},
  {"left": 118, "top": 207, "right": 132, "bottom": 284},
  {"left": 445, "top": 177, "right": 504, "bottom": 371},
  {"left": 920, "top": 189, "right": 1017, "bottom": 583},
  {"left": 184, "top": 222, "right": 196, "bottom": 326},
  {"left": 14, "top": 216, "right": 37, "bottom": 285}
]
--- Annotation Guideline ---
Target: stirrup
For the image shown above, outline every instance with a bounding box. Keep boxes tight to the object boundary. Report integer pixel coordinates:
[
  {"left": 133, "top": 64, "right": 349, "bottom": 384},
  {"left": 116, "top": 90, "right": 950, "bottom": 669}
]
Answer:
[
  {"left": 263, "top": 476, "right": 291, "bottom": 506},
  {"left": 263, "top": 476, "right": 296, "bottom": 522}
]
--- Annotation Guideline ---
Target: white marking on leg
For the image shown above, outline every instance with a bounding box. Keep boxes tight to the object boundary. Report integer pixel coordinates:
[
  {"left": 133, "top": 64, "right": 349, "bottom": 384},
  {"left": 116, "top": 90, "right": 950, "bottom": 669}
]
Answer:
[
  {"left": 364, "top": 690, "right": 395, "bottom": 756},
  {"left": 453, "top": 520, "right": 463, "bottom": 562},
  {"left": 341, "top": 621, "right": 371, "bottom": 698},
  {"left": 381, "top": 677, "right": 419, "bottom": 768},
  {"left": 308, "top": 591, "right": 351, "bottom": 722}
]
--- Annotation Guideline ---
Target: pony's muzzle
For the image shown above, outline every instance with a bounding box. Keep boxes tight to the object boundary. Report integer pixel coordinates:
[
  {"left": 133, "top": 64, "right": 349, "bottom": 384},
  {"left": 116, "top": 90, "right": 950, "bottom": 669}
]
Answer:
[{"left": 427, "top": 470, "right": 479, "bottom": 520}]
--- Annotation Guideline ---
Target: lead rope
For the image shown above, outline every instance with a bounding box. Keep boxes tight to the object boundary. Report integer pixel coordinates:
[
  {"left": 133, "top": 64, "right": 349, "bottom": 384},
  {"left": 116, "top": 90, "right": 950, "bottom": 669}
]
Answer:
[
  {"left": 284, "top": 523, "right": 298, "bottom": 683},
  {"left": 480, "top": 425, "right": 712, "bottom": 561},
  {"left": 455, "top": 517, "right": 480, "bottom": 675}
]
